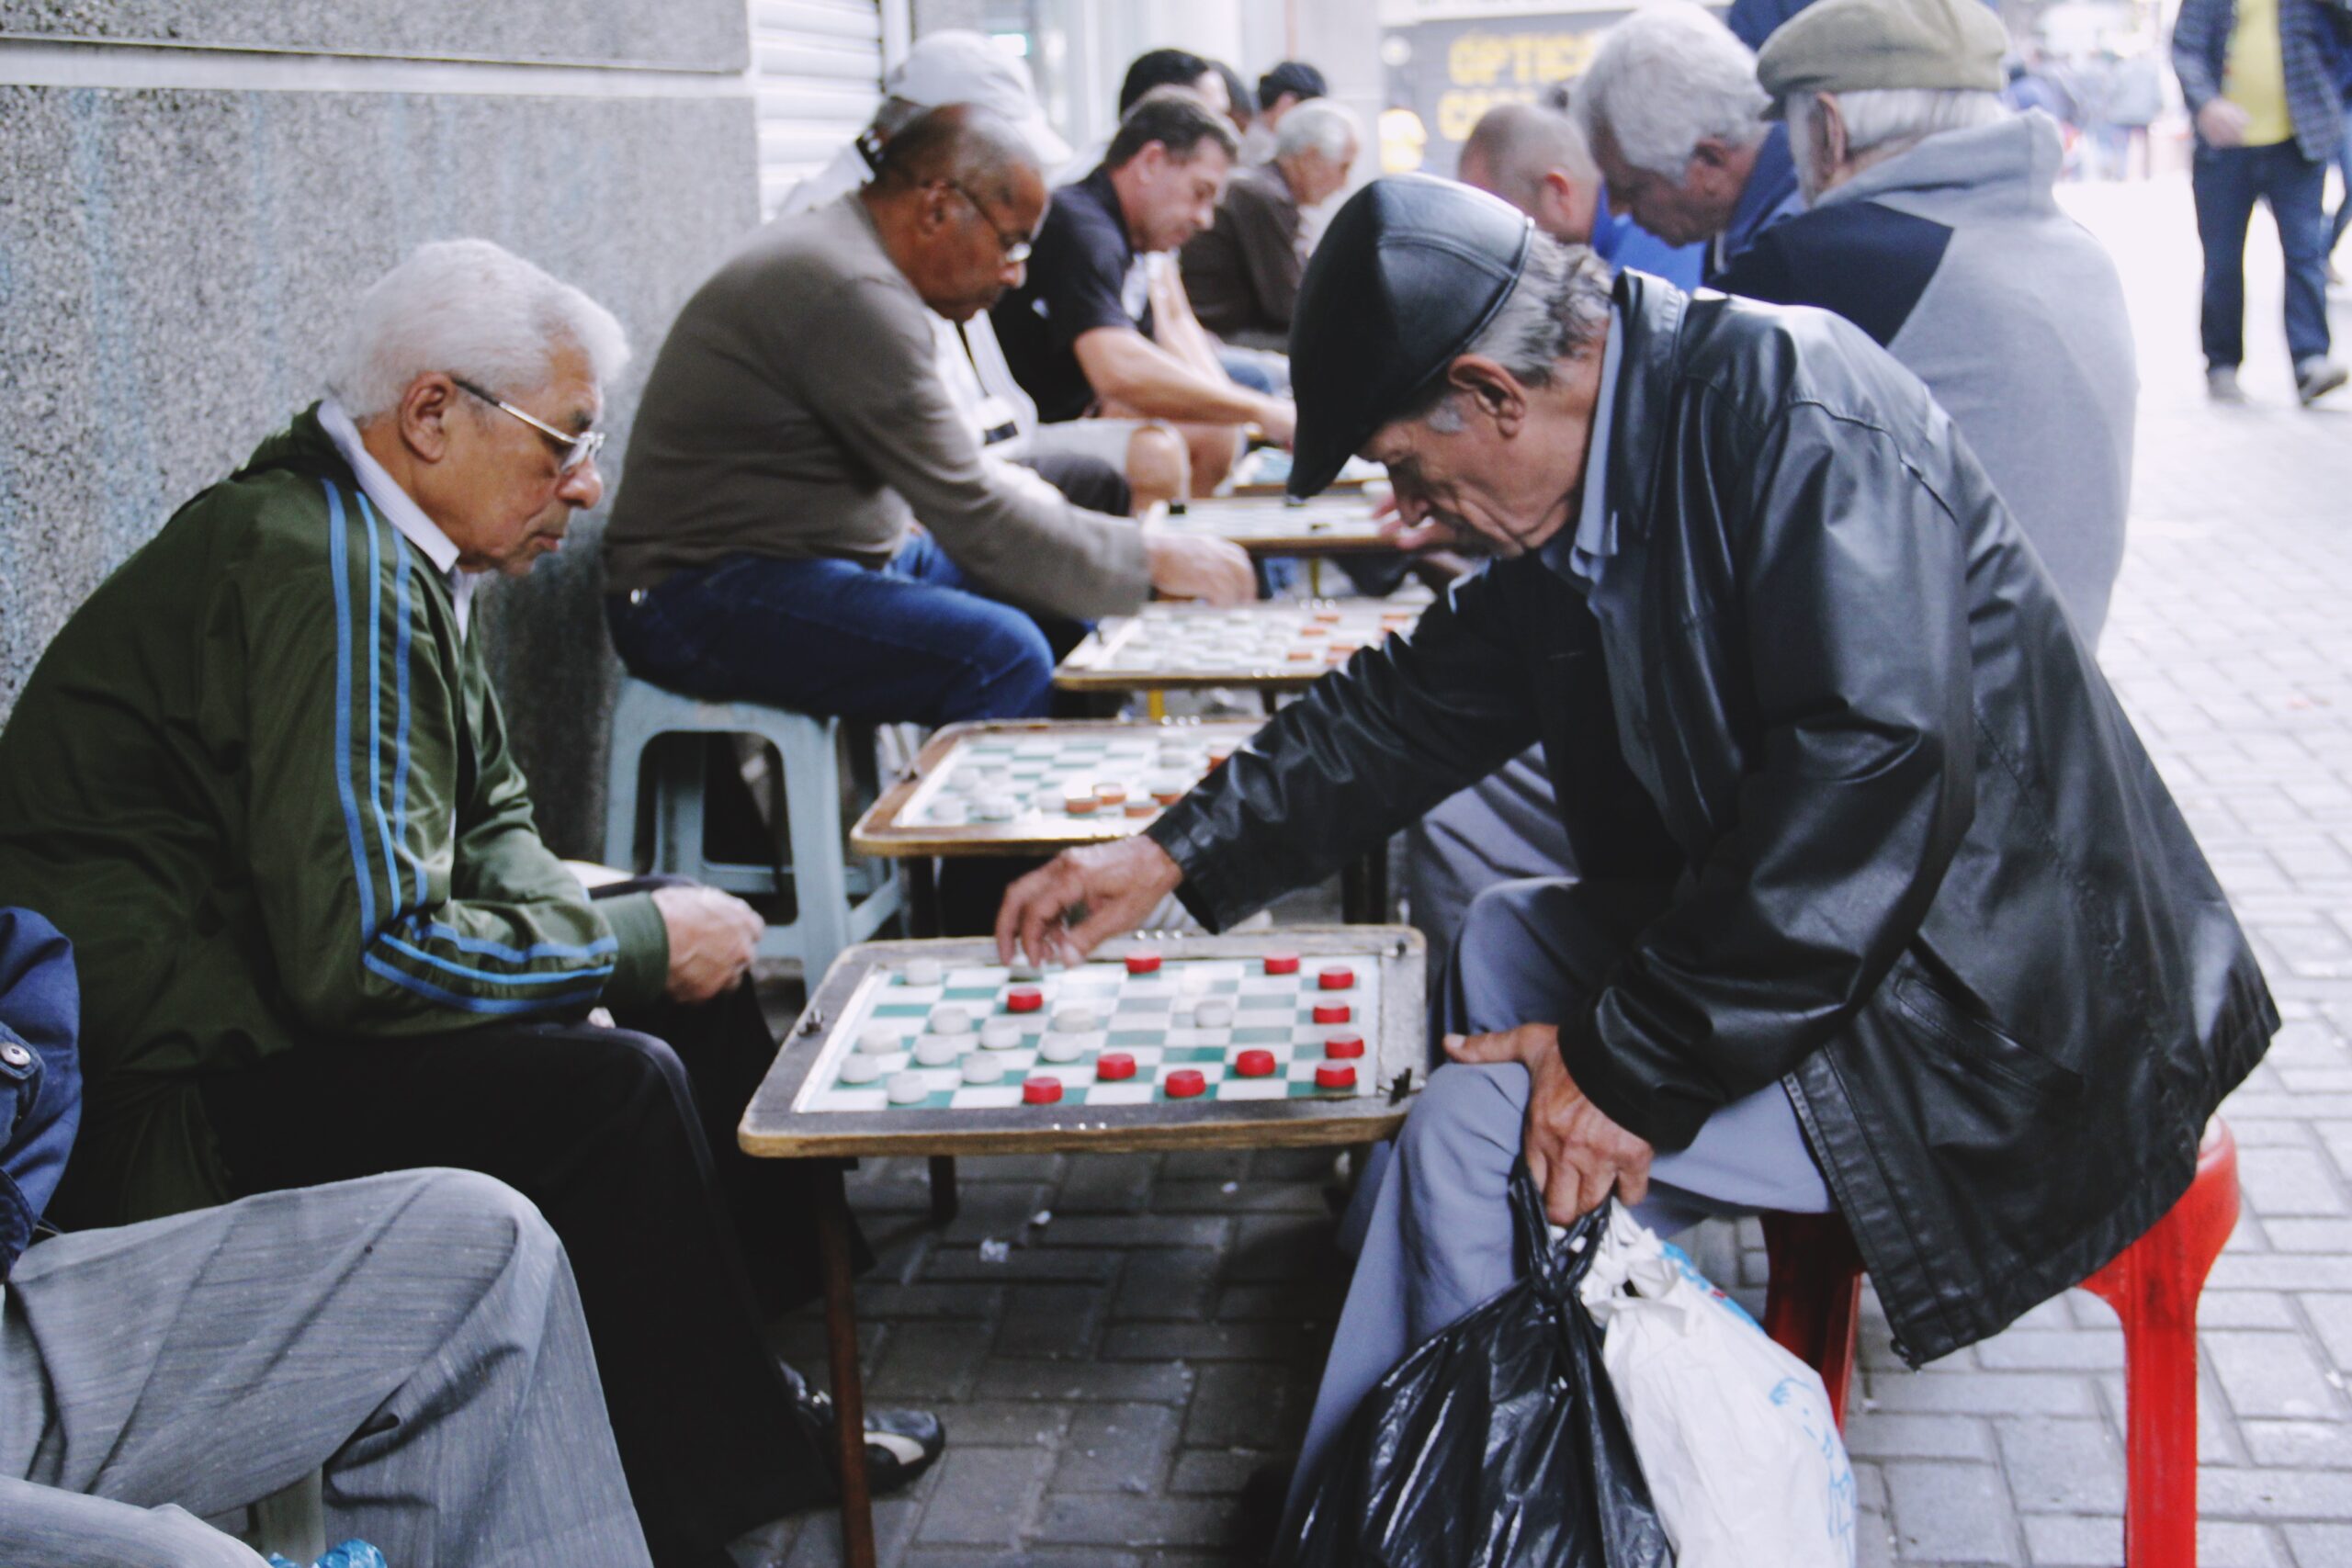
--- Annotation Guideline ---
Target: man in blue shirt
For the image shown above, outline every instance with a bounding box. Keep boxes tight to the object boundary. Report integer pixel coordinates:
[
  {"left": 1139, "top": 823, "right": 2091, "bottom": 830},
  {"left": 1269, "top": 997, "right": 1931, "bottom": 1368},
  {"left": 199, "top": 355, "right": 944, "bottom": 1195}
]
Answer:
[{"left": 1568, "top": 0, "right": 1805, "bottom": 284}]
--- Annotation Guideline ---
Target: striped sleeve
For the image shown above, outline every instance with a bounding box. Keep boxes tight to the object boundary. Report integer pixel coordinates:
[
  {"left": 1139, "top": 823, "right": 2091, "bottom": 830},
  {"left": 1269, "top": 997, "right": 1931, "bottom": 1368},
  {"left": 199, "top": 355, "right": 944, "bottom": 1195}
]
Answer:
[{"left": 243, "top": 479, "right": 620, "bottom": 1034}]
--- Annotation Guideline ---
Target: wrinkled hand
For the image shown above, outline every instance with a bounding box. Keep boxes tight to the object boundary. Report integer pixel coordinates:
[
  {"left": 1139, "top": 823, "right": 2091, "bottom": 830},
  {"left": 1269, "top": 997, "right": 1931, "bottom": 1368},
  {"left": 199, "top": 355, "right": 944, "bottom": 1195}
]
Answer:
[
  {"left": 653, "top": 884, "right": 763, "bottom": 1003},
  {"left": 1444, "top": 1025, "right": 1654, "bottom": 1224},
  {"left": 996, "top": 836, "right": 1185, "bottom": 967},
  {"left": 1144, "top": 529, "right": 1256, "bottom": 605},
  {"left": 2197, "top": 99, "right": 2250, "bottom": 148}
]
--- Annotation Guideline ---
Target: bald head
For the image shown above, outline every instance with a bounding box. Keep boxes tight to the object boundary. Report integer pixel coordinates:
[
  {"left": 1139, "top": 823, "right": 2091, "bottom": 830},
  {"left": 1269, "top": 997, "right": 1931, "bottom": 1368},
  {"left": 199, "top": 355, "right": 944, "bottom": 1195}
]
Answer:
[
  {"left": 869, "top": 101, "right": 1041, "bottom": 210},
  {"left": 1457, "top": 103, "right": 1601, "bottom": 244},
  {"left": 864, "top": 103, "right": 1047, "bottom": 322}
]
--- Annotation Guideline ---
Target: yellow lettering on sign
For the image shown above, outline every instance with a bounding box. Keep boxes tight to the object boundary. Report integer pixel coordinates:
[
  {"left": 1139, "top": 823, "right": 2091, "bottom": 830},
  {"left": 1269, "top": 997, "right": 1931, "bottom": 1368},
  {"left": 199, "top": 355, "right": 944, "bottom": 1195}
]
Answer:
[
  {"left": 1445, "top": 30, "right": 1606, "bottom": 90},
  {"left": 1437, "top": 86, "right": 1538, "bottom": 141}
]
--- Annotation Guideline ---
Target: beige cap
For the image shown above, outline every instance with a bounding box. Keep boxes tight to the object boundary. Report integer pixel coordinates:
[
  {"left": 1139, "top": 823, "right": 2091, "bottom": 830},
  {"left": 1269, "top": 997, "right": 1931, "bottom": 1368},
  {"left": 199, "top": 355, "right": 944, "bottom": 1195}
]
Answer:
[{"left": 1757, "top": 0, "right": 2009, "bottom": 118}]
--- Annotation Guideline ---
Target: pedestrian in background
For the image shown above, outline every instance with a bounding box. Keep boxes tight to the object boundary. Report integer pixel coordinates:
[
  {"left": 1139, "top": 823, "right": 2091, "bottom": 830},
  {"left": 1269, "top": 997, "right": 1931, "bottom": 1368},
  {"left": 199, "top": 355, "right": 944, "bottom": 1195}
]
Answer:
[{"left": 2172, "top": 0, "right": 2350, "bottom": 403}]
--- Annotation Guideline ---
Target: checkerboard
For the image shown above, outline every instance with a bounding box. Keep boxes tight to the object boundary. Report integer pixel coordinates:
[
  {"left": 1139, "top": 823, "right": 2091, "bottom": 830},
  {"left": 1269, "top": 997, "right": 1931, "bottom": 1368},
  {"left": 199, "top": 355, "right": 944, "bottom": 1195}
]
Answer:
[
  {"left": 1058, "top": 601, "right": 1426, "bottom": 686},
  {"left": 897, "top": 728, "right": 1235, "bottom": 829},
  {"left": 795, "top": 952, "right": 1385, "bottom": 1113}
]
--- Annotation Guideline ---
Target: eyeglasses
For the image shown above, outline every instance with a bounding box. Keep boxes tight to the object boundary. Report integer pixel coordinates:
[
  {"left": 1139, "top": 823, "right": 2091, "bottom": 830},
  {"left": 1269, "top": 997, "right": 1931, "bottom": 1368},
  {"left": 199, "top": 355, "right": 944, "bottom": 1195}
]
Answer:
[
  {"left": 450, "top": 376, "right": 605, "bottom": 475},
  {"left": 940, "top": 179, "right": 1034, "bottom": 265}
]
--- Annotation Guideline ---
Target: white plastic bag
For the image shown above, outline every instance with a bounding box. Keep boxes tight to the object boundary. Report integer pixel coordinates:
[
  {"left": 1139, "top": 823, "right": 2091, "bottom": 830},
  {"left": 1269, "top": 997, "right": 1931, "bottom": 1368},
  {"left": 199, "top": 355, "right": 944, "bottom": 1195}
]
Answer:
[{"left": 1577, "top": 1204, "right": 1858, "bottom": 1568}]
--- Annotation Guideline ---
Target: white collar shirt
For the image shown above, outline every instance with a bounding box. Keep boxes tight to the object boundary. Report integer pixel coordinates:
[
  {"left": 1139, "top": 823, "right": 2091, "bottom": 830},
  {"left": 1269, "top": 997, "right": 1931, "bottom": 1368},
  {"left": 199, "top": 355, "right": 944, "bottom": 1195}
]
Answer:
[{"left": 319, "top": 397, "right": 478, "bottom": 637}]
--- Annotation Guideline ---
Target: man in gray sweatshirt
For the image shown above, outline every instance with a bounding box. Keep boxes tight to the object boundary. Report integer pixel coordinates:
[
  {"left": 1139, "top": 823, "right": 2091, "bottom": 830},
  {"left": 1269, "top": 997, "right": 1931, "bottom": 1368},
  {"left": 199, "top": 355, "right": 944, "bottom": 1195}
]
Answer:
[{"left": 1724, "top": 0, "right": 2137, "bottom": 637}]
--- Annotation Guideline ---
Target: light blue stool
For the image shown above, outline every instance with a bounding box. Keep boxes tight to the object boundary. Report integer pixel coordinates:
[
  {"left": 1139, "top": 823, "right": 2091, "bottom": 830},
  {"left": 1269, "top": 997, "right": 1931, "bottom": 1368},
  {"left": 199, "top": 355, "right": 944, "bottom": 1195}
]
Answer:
[{"left": 603, "top": 677, "right": 903, "bottom": 979}]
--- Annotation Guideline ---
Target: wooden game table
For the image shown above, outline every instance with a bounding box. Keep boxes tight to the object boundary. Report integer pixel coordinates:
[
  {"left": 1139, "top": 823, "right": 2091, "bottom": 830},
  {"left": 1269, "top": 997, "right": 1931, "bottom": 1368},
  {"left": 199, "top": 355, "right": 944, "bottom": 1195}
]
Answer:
[
  {"left": 1053, "top": 598, "right": 1430, "bottom": 699},
  {"left": 1159, "top": 493, "right": 1396, "bottom": 557},
  {"left": 852, "top": 717, "right": 1395, "bottom": 931},
  {"left": 741, "top": 928, "right": 1426, "bottom": 1568}
]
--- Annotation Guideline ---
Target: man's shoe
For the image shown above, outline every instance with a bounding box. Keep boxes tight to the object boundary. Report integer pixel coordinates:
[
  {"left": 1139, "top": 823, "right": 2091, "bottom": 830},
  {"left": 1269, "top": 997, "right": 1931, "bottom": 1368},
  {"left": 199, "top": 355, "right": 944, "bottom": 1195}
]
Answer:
[
  {"left": 2296, "top": 355, "right": 2348, "bottom": 405},
  {"left": 797, "top": 1384, "right": 946, "bottom": 1495},
  {"left": 2207, "top": 366, "right": 2248, "bottom": 403}
]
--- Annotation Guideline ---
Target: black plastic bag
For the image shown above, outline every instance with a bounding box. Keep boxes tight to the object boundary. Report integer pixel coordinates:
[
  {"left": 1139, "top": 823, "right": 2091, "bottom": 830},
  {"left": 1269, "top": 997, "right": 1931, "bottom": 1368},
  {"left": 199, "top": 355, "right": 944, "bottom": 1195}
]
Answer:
[{"left": 1281, "top": 1168, "right": 1675, "bottom": 1568}]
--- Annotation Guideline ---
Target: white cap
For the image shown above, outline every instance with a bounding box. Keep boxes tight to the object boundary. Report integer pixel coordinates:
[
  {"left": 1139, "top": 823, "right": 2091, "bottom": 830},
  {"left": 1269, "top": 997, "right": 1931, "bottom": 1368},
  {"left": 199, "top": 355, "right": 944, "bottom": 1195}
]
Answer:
[{"left": 884, "top": 30, "right": 1073, "bottom": 171}]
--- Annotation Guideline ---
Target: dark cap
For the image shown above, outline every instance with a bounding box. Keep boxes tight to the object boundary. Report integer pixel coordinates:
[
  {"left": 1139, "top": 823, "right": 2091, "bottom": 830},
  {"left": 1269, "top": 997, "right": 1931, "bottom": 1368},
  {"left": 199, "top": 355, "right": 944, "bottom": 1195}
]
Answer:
[
  {"left": 1257, "top": 61, "right": 1329, "bottom": 105},
  {"left": 1284, "top": 175, "right": 1532, "bottom": 498}
]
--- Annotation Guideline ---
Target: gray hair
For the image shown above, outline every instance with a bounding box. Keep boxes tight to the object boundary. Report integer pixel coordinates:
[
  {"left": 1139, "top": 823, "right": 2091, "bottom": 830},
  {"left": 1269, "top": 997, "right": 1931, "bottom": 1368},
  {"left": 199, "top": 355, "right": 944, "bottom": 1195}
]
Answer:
[
  {"left": 1408, "top": 235, "right": 1613, "bottom": 432},
  {"left": 1274, "top": 98, "right": 1360, "bottom": 163},
  {"left": 327, "top": 239, "right": 628, "bottom": 421},
  {"left": 1787, "top": 87, "right": 2008, "bottom": 200},
  {"left": 1572, "top": 2, "right": 1770, "bottom": 178}
]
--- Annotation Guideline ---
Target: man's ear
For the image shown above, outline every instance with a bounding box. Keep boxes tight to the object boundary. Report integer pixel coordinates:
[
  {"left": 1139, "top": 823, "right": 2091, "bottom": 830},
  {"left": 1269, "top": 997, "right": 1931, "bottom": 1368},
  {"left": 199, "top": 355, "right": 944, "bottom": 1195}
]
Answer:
[
  {"left": 1443, "top": 355, "right": 1528, "bottom": 432},
  {"left": 398, "top": 373, "right": 459, "bottom": 463},
  {"left": 1813, "top": 93, "right": 1850, "bottom": 170}
]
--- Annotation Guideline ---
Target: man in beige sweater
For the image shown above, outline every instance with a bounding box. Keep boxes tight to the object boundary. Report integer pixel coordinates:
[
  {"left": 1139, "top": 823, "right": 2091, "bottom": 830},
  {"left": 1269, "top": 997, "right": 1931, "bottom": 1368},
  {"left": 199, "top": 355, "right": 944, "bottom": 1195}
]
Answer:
[{"left": 606, "top": 106, "right": 1250, "bottom": 726}]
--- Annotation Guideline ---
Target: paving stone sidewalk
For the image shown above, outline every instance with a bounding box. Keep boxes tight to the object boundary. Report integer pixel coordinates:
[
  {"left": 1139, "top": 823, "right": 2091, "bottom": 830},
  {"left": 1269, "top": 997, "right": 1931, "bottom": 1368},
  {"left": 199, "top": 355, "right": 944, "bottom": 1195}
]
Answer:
[{"left": 745, "top": 177, "right": 2352, "bottom": 1567}]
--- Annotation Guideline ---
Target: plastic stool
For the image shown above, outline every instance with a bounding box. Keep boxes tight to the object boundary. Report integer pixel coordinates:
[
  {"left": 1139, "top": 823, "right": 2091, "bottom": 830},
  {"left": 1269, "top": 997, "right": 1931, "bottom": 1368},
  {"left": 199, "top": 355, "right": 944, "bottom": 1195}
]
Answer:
[
  {"left": 604, "top": 677, "right": 902, "bottom": 979},
  {"left": 1761, "top": 1120, "right": 2239, "bottom": 1567}
]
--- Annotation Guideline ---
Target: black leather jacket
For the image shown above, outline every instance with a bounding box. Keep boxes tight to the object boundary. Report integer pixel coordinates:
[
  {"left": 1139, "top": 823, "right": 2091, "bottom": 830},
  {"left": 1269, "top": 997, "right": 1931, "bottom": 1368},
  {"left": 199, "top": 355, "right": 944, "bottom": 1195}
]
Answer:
[{"left": 1149, "top": 273, "right": 2275, "bottom": 1364}]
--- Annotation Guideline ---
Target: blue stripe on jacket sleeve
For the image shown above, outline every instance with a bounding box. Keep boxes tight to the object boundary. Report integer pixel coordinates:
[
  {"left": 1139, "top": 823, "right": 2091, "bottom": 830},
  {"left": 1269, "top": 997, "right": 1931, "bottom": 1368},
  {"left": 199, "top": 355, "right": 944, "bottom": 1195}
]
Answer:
[{"left": 324, "top": 481, "right": 616, "bottom": 1010}]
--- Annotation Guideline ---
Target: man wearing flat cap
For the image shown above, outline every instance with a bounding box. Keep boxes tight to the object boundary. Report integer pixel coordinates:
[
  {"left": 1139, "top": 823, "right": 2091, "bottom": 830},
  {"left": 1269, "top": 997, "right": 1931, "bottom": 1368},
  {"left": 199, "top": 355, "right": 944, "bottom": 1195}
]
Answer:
[
  {"left": 993, "top": 174, "right": 2274, "bottom": 1505},
  {"left": 1721, "top": 0, "right": 2138, "bottom": 641}
]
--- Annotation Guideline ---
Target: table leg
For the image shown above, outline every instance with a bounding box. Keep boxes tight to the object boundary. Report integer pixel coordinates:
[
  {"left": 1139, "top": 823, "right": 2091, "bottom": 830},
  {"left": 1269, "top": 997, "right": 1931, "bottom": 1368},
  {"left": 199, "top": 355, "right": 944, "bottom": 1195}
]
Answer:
[
  {"left": 929, "top": 1155, "right": 961, "bottom": 1225},
  {"left": 907, "top": 856, "right": 940, "bottom": 939},
  {"left": 815, "top": 1162, "right": 877, "bottom": 1568},
  {"left": 1146, "top": 689, "right": 1168, "bottom": 721}
]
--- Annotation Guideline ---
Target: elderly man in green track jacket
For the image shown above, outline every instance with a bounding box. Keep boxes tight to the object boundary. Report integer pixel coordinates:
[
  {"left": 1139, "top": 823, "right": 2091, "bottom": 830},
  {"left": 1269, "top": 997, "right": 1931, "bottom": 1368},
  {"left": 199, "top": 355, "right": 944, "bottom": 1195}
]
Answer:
[{"left": 0, "top": 240, "right": 939, "bottom": 1568}]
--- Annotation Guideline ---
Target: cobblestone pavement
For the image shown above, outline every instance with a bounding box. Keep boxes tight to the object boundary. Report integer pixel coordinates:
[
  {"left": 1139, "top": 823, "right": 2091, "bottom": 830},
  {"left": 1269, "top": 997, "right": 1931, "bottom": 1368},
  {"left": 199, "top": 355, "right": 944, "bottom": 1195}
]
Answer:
[{"left": 745, "top": 176, "right": 2352, "bottom": 1567}]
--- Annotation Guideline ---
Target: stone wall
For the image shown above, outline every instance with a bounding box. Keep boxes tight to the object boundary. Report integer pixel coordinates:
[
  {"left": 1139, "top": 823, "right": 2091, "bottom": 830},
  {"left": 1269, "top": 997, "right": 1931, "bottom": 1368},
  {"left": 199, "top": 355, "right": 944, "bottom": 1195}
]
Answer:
[{"left": 0, "top": 7, "right": 764, "bottom": 856}]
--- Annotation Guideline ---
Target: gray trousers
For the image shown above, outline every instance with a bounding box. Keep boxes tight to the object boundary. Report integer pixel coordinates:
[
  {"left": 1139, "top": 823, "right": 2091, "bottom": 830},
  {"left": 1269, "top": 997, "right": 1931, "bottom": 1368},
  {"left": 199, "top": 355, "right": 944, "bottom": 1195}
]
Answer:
[
  {"left": 0, "top": 1169, "right": 652, "bottom": 1568},
  {"left": 1402, "top": 750, "right": 1575, "bottom": 975},
  {"left": 1292, "top": 878, "right": 1835, "bottom": 1515}
]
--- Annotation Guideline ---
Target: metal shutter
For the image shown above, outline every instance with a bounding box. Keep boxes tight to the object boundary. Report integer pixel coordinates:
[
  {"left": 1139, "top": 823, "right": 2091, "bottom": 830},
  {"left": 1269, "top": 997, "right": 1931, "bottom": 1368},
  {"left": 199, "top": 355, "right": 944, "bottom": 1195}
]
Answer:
[{"left": 751, "top": 0, "right": 885, "bottom": 217}]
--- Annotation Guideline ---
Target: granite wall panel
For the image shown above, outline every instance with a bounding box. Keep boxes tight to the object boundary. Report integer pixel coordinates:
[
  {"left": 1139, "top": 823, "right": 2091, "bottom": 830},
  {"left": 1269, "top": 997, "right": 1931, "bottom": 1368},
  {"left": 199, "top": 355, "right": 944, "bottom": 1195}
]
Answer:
[
  {"left": 0, "top": 82, "right": 758, "bottom": 855},
  {"left": 0, "top": 2, "right": 748, "bottom": 73}
]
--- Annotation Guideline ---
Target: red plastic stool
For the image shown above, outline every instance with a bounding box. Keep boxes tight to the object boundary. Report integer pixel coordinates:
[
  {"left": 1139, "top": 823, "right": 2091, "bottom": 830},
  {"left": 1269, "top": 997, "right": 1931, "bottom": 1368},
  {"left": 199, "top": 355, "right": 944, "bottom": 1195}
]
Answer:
[{"left": 1760, "top": 1120, "right": 2239, "bottom": 1568}]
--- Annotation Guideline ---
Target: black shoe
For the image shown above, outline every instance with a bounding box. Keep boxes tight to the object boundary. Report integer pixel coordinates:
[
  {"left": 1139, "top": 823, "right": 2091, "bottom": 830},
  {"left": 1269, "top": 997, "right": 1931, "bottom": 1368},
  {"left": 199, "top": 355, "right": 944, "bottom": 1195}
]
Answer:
[{"left": 796, "top": 1384, "right": 946, "bottom": 1495}]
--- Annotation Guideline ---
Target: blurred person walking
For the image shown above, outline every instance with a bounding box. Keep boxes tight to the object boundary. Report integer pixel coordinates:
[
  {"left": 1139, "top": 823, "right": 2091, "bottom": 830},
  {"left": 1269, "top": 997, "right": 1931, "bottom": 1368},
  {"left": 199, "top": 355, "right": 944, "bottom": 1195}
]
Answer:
[{"left": 2172, "top": 0, "right": 2350, "bottom": 402}]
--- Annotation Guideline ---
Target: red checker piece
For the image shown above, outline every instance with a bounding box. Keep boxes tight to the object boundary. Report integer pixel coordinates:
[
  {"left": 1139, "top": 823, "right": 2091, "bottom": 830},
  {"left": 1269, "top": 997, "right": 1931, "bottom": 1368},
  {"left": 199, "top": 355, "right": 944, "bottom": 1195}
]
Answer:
[
  {"left": 1324, "top": 1032, "right": 1366, "bottom": 1060},
  {"left": 1317, "top": 965, "right": 1355, "bottom": 991},
  {"left": 1022, "top": 1077, "right": 1063, "bottom": 1105},
  {"left": 1312, "top": 1002, "right": 1351, "bottom": 1024},
  {"left": 1095, "top": 1052, "right": 1137, "bottom": 1081},
  {"left": 1005, "top": 985, "right": 1044, "bottom": 1013},
  {"left": 1125, "top": 953, "right": 1162, "bottom": 975},
  {"left": 1262, "top": 953, "right": 1300, "bottom": 976},
  {"left": 1315, "top": 1063, "right": 1359, "bottom": 1090},
  {"left": 1165, "top": 1068, "right": 1208, "bottom": 1099},
  {"left": 1235, "top": 1049, "right": 1277, "bottom": 1078}
]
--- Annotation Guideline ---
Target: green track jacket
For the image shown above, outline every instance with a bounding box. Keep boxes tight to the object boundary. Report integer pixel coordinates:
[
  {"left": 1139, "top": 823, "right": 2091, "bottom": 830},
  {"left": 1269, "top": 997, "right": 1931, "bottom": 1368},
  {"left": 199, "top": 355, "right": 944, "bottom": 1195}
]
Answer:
[{"left": 0, "top": 407, "right": 668, "bottom": 1224}]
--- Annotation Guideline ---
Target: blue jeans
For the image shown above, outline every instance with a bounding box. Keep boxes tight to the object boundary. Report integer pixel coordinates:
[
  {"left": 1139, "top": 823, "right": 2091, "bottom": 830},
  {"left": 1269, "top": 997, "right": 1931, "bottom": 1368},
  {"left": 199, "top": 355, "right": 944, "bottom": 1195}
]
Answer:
[
  {"left": 606, "top": 535, "right": 1074, "bottom": 726},
  {"left": 2192, "top": 140, "right": 2332, "bottom": 368}
]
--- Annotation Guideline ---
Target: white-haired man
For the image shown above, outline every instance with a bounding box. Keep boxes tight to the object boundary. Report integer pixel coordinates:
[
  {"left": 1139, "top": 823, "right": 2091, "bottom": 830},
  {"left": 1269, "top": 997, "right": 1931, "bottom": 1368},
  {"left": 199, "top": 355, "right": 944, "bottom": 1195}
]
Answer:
[
  {"left": 1722, "top": 0, "right": 2138, "bottom": 638},
  {"left": 0, "top": 239, "right": 941, "bottom": 1568},
  {"left": 1180, "top": 98, "right": 1361, "bottom": 349},
  {"left": 1571, "top": 0, "right": 1804, "bottom": 281}
]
